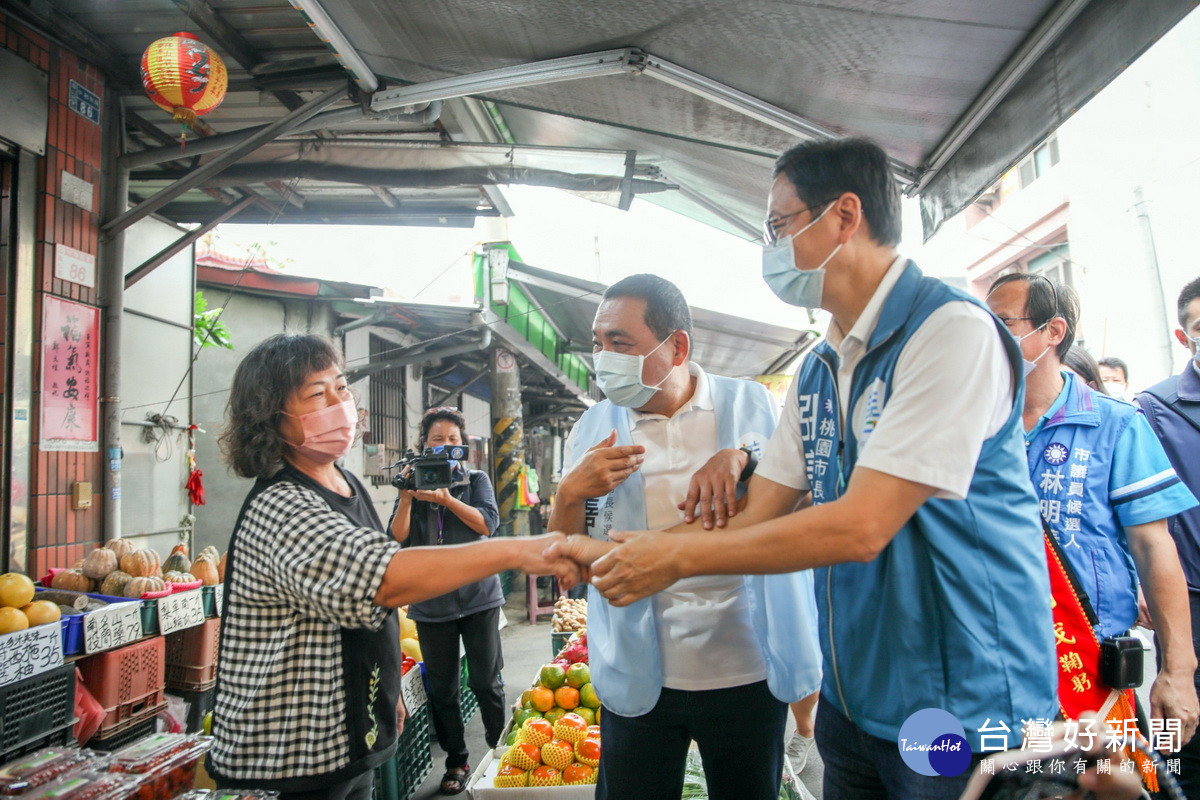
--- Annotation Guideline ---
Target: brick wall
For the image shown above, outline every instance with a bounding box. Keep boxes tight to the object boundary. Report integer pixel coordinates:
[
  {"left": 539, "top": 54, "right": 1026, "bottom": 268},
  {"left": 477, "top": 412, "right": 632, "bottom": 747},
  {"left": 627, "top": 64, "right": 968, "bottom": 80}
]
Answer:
[{"left": 2, "top": 11, "right": 106, "bottom": 576}]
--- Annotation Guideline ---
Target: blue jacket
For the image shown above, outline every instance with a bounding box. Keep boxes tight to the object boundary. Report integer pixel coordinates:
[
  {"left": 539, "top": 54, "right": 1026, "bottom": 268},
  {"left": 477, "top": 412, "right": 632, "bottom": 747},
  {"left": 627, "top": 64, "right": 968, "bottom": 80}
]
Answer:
[
  {"left": 1027, "top": 373, "right": 1196, "bottom": 636},
  {"left": 569, "top": 373, "right": 823, "bottom": 717},
  {"left": 1137, "top": 363, "right": 1200, "bottom": 593},
  {"left": 796, "top": 261, "right": 1057, "bottom": 750}
]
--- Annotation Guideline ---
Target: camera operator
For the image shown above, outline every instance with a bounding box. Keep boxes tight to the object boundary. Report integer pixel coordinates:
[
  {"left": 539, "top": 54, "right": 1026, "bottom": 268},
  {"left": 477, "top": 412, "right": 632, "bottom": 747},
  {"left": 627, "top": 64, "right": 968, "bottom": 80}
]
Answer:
[{"left": 388, "top": 406, "right": 504, "bottom": 796}]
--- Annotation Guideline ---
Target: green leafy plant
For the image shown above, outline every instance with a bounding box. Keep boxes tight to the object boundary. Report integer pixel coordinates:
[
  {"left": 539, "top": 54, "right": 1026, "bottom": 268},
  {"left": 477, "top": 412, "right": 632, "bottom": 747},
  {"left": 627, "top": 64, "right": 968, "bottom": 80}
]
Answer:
[{"left": 194, "top": 291, "right": 233, "bottom": 350}]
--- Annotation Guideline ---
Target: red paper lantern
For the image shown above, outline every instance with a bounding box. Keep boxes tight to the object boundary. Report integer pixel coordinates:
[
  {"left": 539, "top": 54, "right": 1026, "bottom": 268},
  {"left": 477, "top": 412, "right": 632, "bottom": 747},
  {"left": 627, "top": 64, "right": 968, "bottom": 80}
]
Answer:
[{"left": 141, "top": 32, "right": 228, "bottom": 135}]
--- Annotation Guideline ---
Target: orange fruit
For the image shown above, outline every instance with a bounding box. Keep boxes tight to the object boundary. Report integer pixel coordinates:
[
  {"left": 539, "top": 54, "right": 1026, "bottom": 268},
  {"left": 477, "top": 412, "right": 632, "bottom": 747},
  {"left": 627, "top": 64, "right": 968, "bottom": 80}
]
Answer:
[
  {"left": 541, "top": 739, "right": 574, "bottom": 770},
  {"left": 553, "top": 712, "right": 588, "bottom": 744},
  {"left": 529, "top": 686, "right": 555, "bottom": 713},
  {"left": 573, "top": 706, "right": 596, "bottom": 726},
  {"left": 0, "top": 606, "right": 30, "bottom": 635},
  {"left": 563, "top": 762, "right": 597, "bottom": 785},
  {"left": 554, "top": 686, "right": 580, "bottom": 710},
  {"left": 521, "top": 717, "right": 554, "bottom": 747},
  {"left": 575, "top": 737, "right": 601, "bottom": 767},
  {"left": 20, "top": 600, "right": 61, "bottom": 627},
  {"left": 507, "top": 743, "right": 542, "bottom": 771},
  {"left": 529, "top": 765, "right": 562, "bottom": 787},
  {"left": 0, "top": 573, "right": 35, "bottom": 608},
  {"left": 586, "top": 725, "right": 601, "bottom": 740},
  {"left": 544, "top": 707, "right": 568, "bottom": 724},
  {"left": 494, "top": 765, "right": 527, "bottom": 788}
]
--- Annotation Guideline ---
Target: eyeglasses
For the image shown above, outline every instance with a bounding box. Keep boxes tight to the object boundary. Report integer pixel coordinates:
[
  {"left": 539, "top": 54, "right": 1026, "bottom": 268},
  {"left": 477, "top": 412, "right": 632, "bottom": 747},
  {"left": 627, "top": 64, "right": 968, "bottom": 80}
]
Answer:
[
  {"left": 996, "top": 316, "right": 1034, "bottom": 330},
  {"left": 762, "top": 201, "right": 831, "bottom": 245}
]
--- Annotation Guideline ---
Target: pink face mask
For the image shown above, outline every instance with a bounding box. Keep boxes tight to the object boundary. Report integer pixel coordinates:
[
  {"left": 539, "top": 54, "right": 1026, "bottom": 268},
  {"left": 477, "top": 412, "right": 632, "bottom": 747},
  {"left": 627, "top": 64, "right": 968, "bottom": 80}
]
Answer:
[{"left": 282, "top": 398, "right": 357, "bottom": 464}]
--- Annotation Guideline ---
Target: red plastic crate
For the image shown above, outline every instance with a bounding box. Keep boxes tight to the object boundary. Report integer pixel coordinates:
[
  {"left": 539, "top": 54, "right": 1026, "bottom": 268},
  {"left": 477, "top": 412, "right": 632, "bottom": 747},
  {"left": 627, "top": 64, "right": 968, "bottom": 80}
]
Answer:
[
  {"left": 164, "top": 664, "right": 216, "bottom": 693},
  {"left": 164, "top": 618, "right": 219, "bottom": 669},
  {"left": 164, "top": 618, "right": 219, "bottom": 692},
  {"left": 77, "top": 637, "right": 166, "bottom": 735}
]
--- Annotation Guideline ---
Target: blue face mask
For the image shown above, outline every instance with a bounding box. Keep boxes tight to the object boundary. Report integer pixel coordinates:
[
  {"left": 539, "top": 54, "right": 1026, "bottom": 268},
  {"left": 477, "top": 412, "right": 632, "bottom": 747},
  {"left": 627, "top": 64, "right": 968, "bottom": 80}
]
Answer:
[
  {"left": 594, "top": 335, "right": 673, "bottom": 408},
  {"left": 761, "top": 203, "right": 842, "bottom": 308}
]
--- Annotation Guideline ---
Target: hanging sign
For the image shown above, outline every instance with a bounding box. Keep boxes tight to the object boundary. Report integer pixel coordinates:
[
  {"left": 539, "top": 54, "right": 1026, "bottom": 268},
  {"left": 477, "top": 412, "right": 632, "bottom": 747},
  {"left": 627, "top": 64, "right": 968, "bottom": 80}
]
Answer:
[
  {"left": 0, "top": 622, "right": 64, "bottom": 687},
  {"left": 40, "top": 296, "right": 99, "bottom": 451}
]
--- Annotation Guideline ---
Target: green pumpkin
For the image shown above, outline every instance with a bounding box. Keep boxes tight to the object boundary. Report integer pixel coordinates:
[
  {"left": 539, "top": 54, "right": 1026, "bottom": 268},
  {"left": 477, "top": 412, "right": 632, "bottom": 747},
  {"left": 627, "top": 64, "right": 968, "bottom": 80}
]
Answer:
[{"left": 162, "top": 552, "right": 192, "bottom": 575}]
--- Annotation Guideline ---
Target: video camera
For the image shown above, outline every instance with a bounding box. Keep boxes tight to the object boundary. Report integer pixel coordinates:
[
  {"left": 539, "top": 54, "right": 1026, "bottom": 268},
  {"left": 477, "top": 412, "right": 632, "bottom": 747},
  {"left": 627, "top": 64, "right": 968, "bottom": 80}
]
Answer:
[{"left": 388, "top": 444, "right": 470, "bottom": 491}]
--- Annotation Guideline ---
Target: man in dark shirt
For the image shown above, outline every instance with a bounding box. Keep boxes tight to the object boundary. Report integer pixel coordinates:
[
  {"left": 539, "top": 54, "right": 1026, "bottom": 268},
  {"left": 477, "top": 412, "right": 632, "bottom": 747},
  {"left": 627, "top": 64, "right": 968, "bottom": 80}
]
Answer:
[{"left": 1136, "top": 276, "right": 1200, "bottom": 795}]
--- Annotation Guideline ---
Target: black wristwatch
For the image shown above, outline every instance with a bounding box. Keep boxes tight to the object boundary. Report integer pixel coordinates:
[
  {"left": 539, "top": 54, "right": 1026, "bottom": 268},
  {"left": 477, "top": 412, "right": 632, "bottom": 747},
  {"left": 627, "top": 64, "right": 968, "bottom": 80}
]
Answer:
[{"left": 738, "top": 446, "right": 758, "bottom": 483}]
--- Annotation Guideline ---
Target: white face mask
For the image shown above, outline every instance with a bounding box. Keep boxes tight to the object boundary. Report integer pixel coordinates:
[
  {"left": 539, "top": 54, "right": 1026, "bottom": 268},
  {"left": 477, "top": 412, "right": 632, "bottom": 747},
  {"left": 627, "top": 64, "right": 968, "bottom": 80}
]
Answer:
[
  {"left": 1189, "top": 333, "right": 1200, "bottom": 365},
  {"left": 1016, "top": 322, "right": 1051, "bottom": 377},
  {"left": 1102, "top": 381, "right": 1127, "bottom": 397},
  {"left": 594, "top": 335, "right": 673, "bottom": 408},
  {"left": 761, "top": 203, "right": 841, "bottom": 308}
]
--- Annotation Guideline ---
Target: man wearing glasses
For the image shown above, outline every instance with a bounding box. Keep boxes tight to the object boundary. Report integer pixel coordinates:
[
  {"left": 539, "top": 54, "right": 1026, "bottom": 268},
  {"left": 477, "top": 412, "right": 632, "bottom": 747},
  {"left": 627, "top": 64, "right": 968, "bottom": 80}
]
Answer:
[
  {"left": 556, "top": 137, "right": 1059, "bottom": 799},
  {"left": 986, "top": 274, "right": 1198, "bottom": 753}
]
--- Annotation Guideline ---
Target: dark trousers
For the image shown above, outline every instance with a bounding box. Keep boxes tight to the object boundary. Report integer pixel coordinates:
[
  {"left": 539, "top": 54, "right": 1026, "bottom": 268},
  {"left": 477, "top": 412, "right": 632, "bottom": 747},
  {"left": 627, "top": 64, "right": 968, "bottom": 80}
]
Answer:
[
  {"left": 816, "top": 696, "right": 979, "bottom": 800},
  {"left": 1154, "top": 591, "right": 1200, "bottom": 798},
  {"left": 218, "top": 768, "right": 373, "bottom": 800},
  {"left": 416, "top": 606, "right": 506, "bottom": 770},
  {"left": 596, "top": 681, "right": 786, "bottom": 800}
]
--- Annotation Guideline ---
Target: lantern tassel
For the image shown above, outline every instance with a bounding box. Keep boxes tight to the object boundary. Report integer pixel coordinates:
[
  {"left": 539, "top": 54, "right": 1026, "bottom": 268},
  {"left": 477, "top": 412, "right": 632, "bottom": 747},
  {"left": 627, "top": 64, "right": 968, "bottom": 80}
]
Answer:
[{"left": 180, "top": 123, "right": 187, "bottom": 153}]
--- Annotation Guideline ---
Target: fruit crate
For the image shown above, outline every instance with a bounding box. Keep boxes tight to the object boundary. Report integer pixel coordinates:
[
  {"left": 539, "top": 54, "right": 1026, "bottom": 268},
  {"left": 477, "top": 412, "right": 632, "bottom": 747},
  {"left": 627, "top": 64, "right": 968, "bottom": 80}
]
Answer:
[
  {"left": 77, "top": 635, "right": 167, "bottom": 737},
  {"left": 0, "top": 664, "right": 76, "bottom": 763},
  {"left": 373, "top": 705, "right": 432, "bottom": 800},
  {"left": 551, "top": 631, "right": 572, "bottom": 658},
  {"left": 88, "top": 715, "right": 158, "bottom": 751},
  {"left": 460, "top": 656, "right": 478, "bottom": 724},
  {"left": 165, "top": 618, "right": 219, "bottom": 693}
]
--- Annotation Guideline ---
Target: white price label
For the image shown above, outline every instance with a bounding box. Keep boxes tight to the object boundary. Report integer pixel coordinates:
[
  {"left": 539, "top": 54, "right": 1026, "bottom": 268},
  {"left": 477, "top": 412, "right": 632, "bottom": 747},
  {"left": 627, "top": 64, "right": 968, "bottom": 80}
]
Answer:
[
  {"left": 401, "top": 666, "right": 426, "bottom": 712},
  {"left": 0, "top": 622, "right": 64, "bottom": 686},
  {"left": 213, "top": 583, "right": 224, "bottom": 616},
  {"left": 83, "top": 602, "right": 143, "bottom": 654},
  {"left": 158, "top": 589, "right": 206, "bottom": 635}
]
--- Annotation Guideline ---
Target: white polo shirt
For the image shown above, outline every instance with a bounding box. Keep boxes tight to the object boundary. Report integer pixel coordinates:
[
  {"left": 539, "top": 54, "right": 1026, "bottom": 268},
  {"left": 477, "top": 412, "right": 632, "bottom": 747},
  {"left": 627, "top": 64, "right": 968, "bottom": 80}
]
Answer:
[
  {"left": 630, "top": 363, "right": 768, "bottom": 691},
  {"left": 757, "top": 256, "right": 1013, "bottom": 500}
]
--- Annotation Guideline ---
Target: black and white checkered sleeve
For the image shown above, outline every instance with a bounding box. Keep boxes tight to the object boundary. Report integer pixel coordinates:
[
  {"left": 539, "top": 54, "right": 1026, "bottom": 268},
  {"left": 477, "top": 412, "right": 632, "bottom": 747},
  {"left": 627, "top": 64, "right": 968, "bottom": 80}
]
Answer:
[{"left": 242, "top": 482, "right": 402, "bottom": 629}]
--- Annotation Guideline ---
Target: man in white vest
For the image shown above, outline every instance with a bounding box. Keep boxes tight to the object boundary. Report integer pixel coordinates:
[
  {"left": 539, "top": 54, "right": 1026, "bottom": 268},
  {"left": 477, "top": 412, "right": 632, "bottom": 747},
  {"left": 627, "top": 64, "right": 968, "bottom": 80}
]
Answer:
[{"left": 547, "top": 273, "right": 821, "bottom": 800}]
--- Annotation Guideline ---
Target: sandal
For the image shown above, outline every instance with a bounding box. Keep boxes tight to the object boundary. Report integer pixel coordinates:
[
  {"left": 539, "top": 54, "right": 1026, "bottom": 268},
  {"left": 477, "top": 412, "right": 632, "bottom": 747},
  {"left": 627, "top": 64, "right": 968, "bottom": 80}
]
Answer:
[{"left": 439, "top": 765, "right": 470, "bottom": 795}]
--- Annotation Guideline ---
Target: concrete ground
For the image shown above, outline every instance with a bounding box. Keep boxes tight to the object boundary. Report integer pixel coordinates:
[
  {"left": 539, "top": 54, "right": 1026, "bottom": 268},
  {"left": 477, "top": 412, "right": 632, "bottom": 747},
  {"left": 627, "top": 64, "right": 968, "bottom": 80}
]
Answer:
[
  {"left": 411, "top": 590, "right": 560, "bottom": 799},
  {"left": 409, "top": 584, "right": 825, "bottom": 799}
]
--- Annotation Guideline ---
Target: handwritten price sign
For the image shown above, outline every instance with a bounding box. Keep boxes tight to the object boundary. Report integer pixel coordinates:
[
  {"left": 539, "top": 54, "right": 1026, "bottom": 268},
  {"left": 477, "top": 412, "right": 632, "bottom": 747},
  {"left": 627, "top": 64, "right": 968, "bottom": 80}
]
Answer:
[
  {"left": 401, "top": 667, "right": 427, "bottom": 712},
  {"left": 83, "top": 602, "right": 143, "bottom": 654},
  {"left": 0, "top": 622, "right": 64, "bottom": 686},
  {"left": 158, "top": 589, "right": 205, "bottom": 635}
]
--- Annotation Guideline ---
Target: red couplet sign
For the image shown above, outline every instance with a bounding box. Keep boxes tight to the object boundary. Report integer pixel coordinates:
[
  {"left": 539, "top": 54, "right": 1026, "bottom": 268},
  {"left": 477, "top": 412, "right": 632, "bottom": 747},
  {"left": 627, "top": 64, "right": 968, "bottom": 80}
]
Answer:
[{"left": 40, "top": 296, "right": 100, "bottom": 450}]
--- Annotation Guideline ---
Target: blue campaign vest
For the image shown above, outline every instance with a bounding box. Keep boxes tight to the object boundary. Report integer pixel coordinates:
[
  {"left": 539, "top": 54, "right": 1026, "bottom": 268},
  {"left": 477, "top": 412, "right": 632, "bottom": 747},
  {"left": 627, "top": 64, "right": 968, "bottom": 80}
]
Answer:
[
  {"left": 571, "top": 373, "right": 823, "bottom": 717},
  {"left": 795, "top": 261, "right": 1058, "bottom": 750},
  {"left": 1026, "top": 373, "right": 1140, "bottom": 637}
]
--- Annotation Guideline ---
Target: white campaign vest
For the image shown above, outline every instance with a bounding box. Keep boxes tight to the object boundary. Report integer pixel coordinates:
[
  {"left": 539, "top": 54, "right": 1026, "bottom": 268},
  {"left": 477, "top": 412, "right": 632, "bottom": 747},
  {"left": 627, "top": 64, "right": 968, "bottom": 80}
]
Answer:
[{"left": 571, "top": 373, "right": 822, "bottom": 716}]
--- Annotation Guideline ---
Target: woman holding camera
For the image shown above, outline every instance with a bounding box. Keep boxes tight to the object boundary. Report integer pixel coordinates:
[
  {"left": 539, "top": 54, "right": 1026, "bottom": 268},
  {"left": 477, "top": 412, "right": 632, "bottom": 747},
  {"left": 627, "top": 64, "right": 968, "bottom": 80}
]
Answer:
[
  {"left": 210, "top": 336, "right": 561, "bottom": 800},
  {"left": 389, "top": 406, "right": 506, "bottom": 796}
]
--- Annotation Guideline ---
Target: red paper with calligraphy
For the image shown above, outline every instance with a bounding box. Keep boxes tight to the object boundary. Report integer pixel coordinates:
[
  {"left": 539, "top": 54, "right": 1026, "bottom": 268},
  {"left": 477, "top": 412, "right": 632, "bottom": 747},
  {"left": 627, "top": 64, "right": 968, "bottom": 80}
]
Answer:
[{"left": 40, "top": 296, "right": 100, "bottom": 450}]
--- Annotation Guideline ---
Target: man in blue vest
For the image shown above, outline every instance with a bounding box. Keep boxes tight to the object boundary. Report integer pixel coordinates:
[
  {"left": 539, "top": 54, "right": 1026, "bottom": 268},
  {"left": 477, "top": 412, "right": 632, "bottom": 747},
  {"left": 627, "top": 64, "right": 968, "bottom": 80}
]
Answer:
[
  {"left": 555, "top": 138, "right": 1059, "bottom": 799},
  {"left": 986, "top": 274, "right": 1198, "bottom": 753},
  {"left": 547, "top": 273, "right": 822, "bottom": 800},
  {"left": 1135, "top": 276, "right": 1200, "bottom": 793}
]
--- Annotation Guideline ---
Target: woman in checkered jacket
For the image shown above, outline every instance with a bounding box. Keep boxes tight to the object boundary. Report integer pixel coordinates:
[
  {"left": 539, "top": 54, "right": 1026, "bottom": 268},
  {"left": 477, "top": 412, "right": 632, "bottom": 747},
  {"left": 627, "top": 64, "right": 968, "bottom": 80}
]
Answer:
[{"left": 208, "top": 334, "right": 565, "bottom": 800}]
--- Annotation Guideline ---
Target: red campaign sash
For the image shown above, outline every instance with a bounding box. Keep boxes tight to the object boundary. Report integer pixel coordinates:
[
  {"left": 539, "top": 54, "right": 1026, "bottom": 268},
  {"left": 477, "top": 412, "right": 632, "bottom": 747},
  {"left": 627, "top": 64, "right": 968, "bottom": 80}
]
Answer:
[{"left": 1044, "top": 532, "right": 1159, "bottom": 791}]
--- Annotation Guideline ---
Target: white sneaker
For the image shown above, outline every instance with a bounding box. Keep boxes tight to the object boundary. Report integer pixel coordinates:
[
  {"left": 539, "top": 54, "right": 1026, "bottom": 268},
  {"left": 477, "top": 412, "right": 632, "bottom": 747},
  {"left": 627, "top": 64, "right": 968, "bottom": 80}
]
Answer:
[{"left": 786, "top": 732, "right": 815, "bottom": 774}]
